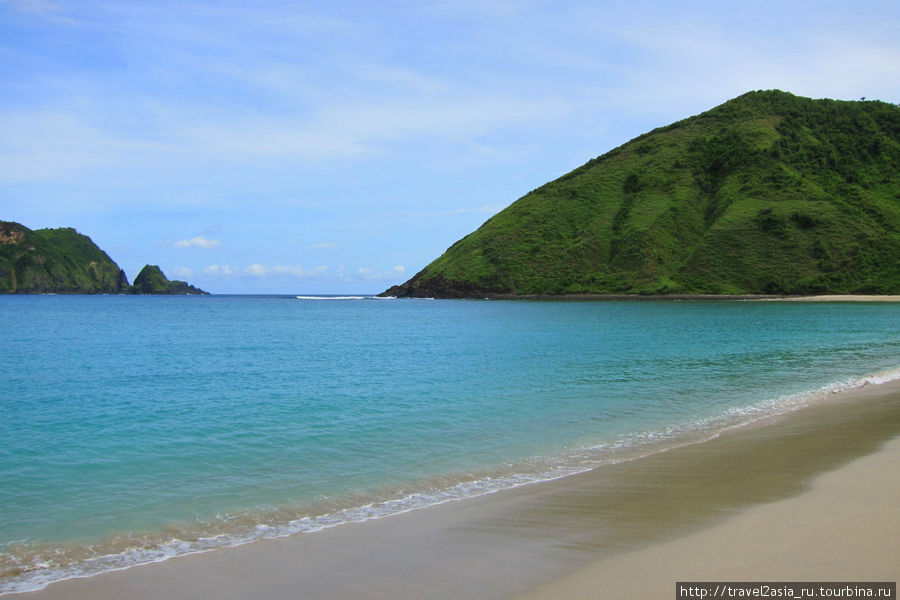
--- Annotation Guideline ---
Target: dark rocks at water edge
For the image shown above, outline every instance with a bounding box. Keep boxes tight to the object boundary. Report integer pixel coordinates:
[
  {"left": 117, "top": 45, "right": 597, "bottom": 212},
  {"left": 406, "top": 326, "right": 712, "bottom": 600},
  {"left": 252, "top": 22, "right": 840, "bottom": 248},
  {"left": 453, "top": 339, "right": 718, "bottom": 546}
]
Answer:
[{"left": 0, "top": 221, "right": 209, "bottom": 295}]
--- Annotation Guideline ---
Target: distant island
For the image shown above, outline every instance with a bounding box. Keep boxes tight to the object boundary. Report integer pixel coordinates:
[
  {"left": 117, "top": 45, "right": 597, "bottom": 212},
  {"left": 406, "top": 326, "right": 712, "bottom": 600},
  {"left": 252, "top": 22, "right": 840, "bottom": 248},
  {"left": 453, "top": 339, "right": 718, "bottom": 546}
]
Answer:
[
  {"left": 382, "top": 90, "right": 900, "bottom": 298},
  {"left": 0, "top": 221, "right": 208, "bottom": 294},
  {"left": 131, "top": 264, "right": 207, "bottom": 295}
]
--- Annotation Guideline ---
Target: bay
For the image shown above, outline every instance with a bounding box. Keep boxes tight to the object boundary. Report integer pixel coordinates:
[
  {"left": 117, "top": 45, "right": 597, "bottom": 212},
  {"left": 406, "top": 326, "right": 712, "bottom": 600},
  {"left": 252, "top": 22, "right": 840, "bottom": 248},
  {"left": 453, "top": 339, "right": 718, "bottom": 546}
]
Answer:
[{"left": 1, "top": 295, "right": 899, "bottom": 594}]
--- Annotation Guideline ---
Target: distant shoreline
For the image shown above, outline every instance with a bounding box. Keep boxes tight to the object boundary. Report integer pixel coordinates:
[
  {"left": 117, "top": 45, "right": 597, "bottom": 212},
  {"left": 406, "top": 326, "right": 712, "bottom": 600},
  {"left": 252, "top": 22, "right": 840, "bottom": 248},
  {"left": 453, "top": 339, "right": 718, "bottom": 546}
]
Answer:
[
  {"left": 5, "top": 292, "right": 900, "bottom": 301},
  {"left": 394, "top": 293, "right": 900, "bottom": 301},
  {"left": 763, "top": 294, "right": 900, "bottom": 302}
]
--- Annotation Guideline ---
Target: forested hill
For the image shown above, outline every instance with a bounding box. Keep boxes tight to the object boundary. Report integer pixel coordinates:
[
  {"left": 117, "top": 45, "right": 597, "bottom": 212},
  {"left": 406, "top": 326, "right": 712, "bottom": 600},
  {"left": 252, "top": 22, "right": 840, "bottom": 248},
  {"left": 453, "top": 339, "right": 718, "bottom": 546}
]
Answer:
[
  {"left": 382, "top": 90, "right": 900, "bottom": 298},
  {"left": 0, "top": 221, "right": 208, "bottom": 294},
  {"left": 0, "top": 222, "right": 130, "bottom": 293}
]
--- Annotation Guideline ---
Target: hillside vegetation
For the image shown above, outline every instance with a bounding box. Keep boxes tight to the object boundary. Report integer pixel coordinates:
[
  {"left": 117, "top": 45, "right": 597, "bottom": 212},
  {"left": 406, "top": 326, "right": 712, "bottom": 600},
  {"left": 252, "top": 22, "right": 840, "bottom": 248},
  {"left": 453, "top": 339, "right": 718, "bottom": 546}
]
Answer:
[
  {"left": 0, "top": 222, "right": 129, "bottom": 293},
  {"left": 0, "top": 221, "right": 207, "bottom": 294},
  {"left": 383, "top": 91, "right": 900, "bottom": 297},
  {"left": 132, "top": 264, "right": 207, "bottom": 295}
]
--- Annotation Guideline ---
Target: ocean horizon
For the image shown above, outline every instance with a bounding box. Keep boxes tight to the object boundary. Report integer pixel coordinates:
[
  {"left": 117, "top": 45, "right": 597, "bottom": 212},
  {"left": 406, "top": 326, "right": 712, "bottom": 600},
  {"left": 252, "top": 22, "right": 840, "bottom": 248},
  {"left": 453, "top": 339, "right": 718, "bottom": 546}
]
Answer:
[{"left": 2, "top": 295, "right": 899, "bottom": 594}]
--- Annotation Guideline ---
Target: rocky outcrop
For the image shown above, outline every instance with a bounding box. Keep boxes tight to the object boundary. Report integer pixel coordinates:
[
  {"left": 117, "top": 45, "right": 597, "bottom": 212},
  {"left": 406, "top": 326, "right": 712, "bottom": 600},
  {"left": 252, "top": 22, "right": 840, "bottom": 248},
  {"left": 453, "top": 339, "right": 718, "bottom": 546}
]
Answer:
[{"left": 132, "top": 265, "right": 208, "bottom": 295}]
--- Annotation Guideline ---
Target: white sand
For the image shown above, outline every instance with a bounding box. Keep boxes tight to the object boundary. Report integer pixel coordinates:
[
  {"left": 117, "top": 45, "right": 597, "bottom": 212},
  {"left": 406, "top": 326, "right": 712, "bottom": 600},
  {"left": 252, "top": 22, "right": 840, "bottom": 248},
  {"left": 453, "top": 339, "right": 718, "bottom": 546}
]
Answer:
[
  {"left": 517, "top": 435, "right": 900, "bottom": 599},
  {"left": 11, "top": 382, "right": 900, "bottom": 600},
  {"left": 772, "top": 295, "right": 900, "bottom": 301}
]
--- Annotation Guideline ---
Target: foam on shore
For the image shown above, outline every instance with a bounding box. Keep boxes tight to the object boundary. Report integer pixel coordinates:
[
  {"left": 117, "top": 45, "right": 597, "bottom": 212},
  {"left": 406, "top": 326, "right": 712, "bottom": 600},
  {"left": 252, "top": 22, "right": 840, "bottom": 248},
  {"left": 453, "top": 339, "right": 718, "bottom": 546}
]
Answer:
[{"left": 4, "top": 369, "right": 900, "bottom": 597}]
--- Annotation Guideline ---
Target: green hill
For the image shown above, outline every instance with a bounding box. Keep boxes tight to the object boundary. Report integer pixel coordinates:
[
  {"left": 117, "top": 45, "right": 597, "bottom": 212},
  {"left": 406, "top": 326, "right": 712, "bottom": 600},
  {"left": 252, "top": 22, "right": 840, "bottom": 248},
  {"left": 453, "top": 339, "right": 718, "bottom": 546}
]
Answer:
[
  {"left": 0, "top": 222, "right": 130, "bottom": 293},
  {"left": 383, "top": 90, "right": 900, "bottom": 298},
  {"left": 0, "top": 221, "right": 208, "bottom": 294},
  {"left": 133, "top": 264, "right": 207, "bottom": 295}
]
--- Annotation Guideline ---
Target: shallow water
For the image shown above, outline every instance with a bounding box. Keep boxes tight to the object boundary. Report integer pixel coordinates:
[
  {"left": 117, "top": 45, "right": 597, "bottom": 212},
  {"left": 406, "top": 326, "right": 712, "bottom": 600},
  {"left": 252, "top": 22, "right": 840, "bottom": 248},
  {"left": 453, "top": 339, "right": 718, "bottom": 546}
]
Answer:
[{"left": 1, "top": 295, "right": 899, "bottom": 593}]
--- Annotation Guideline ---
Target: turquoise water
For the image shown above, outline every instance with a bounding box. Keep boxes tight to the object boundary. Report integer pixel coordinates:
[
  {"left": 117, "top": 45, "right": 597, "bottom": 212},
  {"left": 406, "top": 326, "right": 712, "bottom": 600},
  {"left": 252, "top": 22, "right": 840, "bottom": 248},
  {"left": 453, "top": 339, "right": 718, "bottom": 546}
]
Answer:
[{"left": 1, "top": 295, "right": 899, "bottom": 593}]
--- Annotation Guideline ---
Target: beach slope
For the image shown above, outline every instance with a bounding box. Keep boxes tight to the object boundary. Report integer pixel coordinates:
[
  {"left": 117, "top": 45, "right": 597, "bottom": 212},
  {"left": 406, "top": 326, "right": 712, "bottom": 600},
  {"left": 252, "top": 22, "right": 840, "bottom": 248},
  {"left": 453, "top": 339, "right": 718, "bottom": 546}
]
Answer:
[{"left": 11, "top": 381, "right": 900, "bottom": 600}]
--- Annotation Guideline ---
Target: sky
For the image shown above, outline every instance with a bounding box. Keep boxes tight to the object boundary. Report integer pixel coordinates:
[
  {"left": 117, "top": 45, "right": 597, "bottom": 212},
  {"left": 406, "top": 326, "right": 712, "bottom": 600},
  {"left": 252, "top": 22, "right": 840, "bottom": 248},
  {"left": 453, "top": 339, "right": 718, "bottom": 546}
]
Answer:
[{"left": 2, "top": 0, "right": 898, "bottom": 294}]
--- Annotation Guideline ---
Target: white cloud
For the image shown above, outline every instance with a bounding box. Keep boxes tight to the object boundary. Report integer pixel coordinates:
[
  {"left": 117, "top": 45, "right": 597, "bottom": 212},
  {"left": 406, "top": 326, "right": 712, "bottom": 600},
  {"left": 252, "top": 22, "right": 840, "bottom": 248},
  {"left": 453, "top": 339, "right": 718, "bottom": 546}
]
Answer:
[
  {"left": 170, "top": 266, "right": 194, "bottom": 278},
  {"left": 0, "top": 110, "right": 178, "bottom": 184},
  {"left": 358, "top": 265, "right": 406, "bottom": 280},
  {"left": 310, "top": 242, "right": 338, "bottom": 249},
  {"left": 173, "top": 235, "right": 221, "bottom": 249},
  {"left": 244, "top": 263, "right": 267, "bottom": 276},
  {"left": 204, "top": 264, "right": 234, "bottom": 275},
  {"left": 1, "top": 0, "right": 62, "bottom": 15},
  {"left": 245, "top": 264, "right": 330, "bottom": 278},
  {"left": 230, "top": 262, "right": 404, "bottom": 283}
]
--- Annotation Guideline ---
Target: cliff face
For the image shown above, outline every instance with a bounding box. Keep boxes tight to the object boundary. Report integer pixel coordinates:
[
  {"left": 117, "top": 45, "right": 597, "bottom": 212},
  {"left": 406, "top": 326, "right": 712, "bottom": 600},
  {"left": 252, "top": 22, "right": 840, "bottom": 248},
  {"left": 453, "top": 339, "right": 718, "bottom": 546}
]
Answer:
[
  {"left": 132, "top": 265, "right": 208, "bottom": 295},
  {"left": 383, "top": 91, "right": 900, "bottom": 298},
  {"left": 0, "top": 222, "right": 130, "bottom": 294},
  {"left": 0, "top": 222, "right": 208, "bottom": 294}
]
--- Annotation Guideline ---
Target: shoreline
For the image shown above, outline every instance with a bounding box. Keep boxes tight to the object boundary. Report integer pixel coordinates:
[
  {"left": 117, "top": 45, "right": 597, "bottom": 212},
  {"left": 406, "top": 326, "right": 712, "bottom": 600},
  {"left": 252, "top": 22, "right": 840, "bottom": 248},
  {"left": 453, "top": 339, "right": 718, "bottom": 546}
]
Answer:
[
  {"left": 10, "top": 293, "right": 900, "bottom": 302},
  {"left": 518, "top": 421, "right": 900, "bottom": 599},
  {"left": 769, "top": 294, "right": 900, "bottom": 301},
  {"left": 386, "top": 293, "right": 900, "bottom": 301},
  {"left": 10, "top": 377, "right": 900, "bottom": 599}
]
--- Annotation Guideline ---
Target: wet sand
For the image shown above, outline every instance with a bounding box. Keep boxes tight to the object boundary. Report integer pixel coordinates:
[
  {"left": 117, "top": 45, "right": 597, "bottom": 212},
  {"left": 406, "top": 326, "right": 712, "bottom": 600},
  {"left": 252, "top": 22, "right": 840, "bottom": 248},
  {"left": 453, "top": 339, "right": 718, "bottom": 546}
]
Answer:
[
  {"left": 518, "top": 422, "right": 900, "bottom": 599},
  {"left": 13, "top": 380, "right": 900, "bottom": 600}
]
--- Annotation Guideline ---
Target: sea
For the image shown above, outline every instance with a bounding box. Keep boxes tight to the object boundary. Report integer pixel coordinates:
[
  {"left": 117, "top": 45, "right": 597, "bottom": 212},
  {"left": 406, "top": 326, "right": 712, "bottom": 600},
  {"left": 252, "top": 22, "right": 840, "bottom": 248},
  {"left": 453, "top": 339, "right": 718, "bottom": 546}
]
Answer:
[{"left": 1, "top": 295, "right": 899, "bottom": 594}]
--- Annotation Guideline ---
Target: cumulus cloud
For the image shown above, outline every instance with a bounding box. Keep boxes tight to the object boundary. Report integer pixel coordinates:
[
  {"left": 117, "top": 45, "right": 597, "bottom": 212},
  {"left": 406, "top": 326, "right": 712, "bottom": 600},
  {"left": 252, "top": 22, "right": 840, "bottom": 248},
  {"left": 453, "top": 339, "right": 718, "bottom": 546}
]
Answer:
[
  {"left": 173, "top": 235, "right": 221, "bottom": 249},
  {"left": 245, "top": 264, "right": 330, "bottom": 278},
  {"left": 170, "top": 266, "right": 194, "bottom": 278},
  {"left": 211, "top": 262, "right": 405, "bottom": 281},
  {"left": 204, "top": 264, "right": 234, "bottom": 275},
  {"left": 358, "top": 265, "right": 406, "bottom": 280}
]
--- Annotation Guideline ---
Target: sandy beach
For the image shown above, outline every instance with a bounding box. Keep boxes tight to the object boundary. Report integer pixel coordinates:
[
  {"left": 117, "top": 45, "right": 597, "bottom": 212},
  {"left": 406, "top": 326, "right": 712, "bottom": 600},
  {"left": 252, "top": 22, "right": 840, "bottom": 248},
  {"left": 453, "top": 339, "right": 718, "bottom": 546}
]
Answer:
[
  {"left": 12, "top": 380, "right": 900, "bottom": 600},
  {"left": 475, "top": 293, "right": 900, "bottom": 302},
  {"left": 518, "top": 423, "right": 900, "bottom": 599},
  {"left": 773, "top": 295, "right": 900, "bottom": 302}
]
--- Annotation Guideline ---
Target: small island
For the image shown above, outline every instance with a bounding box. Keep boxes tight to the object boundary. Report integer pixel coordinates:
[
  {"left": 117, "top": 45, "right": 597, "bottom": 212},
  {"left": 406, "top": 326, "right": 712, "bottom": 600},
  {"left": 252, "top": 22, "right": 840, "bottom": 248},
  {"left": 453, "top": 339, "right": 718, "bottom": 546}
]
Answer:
[
  {"left": 132, "top": 264, "right": 208, "bottom": 295},
  {"left": 0, "top": 221, "right": 208, "bottom": 295}
]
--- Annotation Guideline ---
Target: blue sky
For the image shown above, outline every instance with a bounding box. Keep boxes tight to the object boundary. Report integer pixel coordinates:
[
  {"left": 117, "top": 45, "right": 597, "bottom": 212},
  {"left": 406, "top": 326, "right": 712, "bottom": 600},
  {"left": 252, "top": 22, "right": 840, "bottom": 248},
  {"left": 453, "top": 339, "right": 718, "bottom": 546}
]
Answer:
[{"left": 2, "top": 0, "right": 898, "bottom": 294}]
